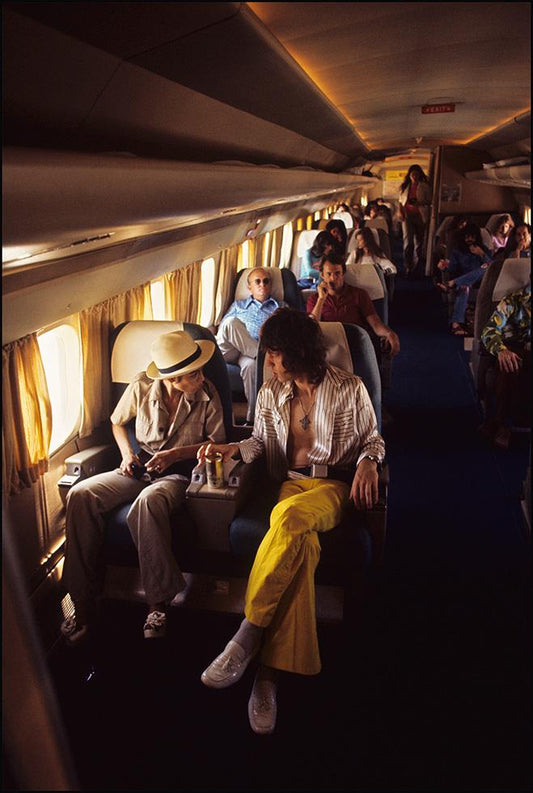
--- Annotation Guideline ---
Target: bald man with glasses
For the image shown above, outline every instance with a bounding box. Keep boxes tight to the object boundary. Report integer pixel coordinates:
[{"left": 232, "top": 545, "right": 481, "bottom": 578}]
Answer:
[{"left": 216, "top": 267, "right": 287, "bottom": 424}]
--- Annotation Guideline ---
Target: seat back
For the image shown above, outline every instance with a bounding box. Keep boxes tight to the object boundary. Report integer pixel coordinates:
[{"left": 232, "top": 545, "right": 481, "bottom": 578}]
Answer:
[
  {"left": 332, "top": 210, "right": 354, "bottom": 229},
  {"left": 345, "top": 263, "right": 388, "bottom": 324},
  {"left": 111, "top": 320, "right": 234, "bottom": 438},
  {"left": 289, "top": 230, "right": 320, "bottom": 281},
  {"left": 365, "top": 217, "right": 389, "bottom": 234},
  {"left": 480, "top": 227, "right": 493, "bottom": 251},
  {"left": 256, "top": 321, "right": 382, "bottom": 431}
]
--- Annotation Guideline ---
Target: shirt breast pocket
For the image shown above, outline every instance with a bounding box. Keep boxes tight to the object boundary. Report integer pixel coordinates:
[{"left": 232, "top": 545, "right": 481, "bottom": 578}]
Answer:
[
  {"left": 332, "top": 410, "right": 353, "bottom": 443},
  {"left": 136, "top": 415, "right": 166, "bottom": 445}
]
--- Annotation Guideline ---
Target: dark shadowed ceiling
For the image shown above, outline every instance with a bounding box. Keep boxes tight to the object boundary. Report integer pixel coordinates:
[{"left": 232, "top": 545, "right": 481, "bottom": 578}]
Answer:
[{"left": 3, "top": 2, "right": 530, "bottom": 167}]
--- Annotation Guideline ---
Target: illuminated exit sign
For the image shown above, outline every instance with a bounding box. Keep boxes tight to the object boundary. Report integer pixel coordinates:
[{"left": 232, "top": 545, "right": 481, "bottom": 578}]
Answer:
[{"left": 422, "top": 103, "right": 455, "bottom": 114}]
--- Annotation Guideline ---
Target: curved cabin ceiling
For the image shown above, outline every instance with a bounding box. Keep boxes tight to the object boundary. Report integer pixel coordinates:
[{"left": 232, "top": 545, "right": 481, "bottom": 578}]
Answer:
[{"left": 3, "top": 2, "right": 530, "bottom": 166}]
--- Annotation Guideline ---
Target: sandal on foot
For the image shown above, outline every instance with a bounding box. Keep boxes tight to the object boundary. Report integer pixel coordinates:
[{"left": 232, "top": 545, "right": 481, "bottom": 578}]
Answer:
[{"left": 450, "top": 324, "right": 467, "bottom": 336}]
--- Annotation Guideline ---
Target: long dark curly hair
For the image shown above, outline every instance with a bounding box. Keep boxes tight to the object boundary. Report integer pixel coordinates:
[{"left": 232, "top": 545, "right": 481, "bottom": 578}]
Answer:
[{"left": 259, "top": 307, "right": 328, "bottom": 384}]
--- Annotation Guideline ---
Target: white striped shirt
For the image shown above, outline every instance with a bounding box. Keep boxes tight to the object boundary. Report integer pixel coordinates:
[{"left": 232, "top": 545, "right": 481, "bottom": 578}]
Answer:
[{"left": 239, "top": 365, "right": 385, "bottom": 480}]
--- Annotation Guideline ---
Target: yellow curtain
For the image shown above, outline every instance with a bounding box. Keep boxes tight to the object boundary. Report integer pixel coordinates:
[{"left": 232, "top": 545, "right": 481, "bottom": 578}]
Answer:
[
  {"left": 163, "top": 261, "right": 202, "bottom": 322},
  {"left": 79, "top": 283, "right": 153, "bottom": 438},
  {"left": 295, "top": 218, "right": 305, "bottom": 232},
  {"left": 214, "top": 246, "right": 239, "bottom": 324},
  {"left": 2, "top": 335, "right": 52, "bottom": 498}
]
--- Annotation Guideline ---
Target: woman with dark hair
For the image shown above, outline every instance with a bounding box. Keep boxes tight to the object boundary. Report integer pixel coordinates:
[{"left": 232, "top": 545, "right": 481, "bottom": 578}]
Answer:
[
  {"left": 299, "top": 230, "right": 335, "bottom": 286},
  {"left": 399, "top": 164, "right": 431, "bottom": 277},
  {"left": 325, "top": 218, "right": 348, "bottom": 256},
  {"left": 437, "top": 223, "right": 492, "bottom": 335},
  {"left": 350, "top": 227, "right": 397, "bottom": 274},
  {"left": 495, "top": 222, "right": 531, "bottom": 261}
]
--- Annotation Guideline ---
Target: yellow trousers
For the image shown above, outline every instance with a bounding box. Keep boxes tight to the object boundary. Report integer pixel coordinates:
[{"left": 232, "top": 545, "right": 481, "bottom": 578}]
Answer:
[{"left": 245, "top": 478, "right": 349, "bottom": 676}]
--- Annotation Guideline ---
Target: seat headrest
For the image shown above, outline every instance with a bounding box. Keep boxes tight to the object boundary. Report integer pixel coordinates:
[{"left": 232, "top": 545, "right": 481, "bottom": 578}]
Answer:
[
  {"left": 261, "top": 321, "right": 353, "bottom": 385},
  {"left": 234, "top": 267, "right": 284, "bottom": 302},
  {"left": 332, "top": 211, "right": 354, "bottom": 229},
  {"left": 344, "top": 263, "right": 385, "bottom": 300},
  {"left": 111, "top": 320, "right": 185, "bottom": 383},
  {"left": 319, "top": 322, "right": 354, "bottom": 373},
  {"left": 295, "top": 230, "right": 320, "bottom": 257},
  {"left": 492, "top": 258, "right": 531, "bottom": 302},
  {"left": 365, "top": 218, "right": 389, "bottom": 233}
]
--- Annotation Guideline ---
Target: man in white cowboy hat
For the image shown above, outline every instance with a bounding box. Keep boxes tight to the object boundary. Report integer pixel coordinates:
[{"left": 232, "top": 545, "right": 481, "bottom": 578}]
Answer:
[{"left": 61, "top": 330, "right": 225, "bottom": 643}]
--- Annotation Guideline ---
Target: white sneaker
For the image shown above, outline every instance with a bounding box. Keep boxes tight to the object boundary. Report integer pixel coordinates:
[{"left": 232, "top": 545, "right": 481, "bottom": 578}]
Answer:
[{"left": 143, "top": 610, "right": 167, "bottom": 639}]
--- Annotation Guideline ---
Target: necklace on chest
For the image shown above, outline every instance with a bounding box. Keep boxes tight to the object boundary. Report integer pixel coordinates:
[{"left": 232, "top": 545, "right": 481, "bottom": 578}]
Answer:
[{"left": 296, "top": 395, "right": 316, "bottom": 431}]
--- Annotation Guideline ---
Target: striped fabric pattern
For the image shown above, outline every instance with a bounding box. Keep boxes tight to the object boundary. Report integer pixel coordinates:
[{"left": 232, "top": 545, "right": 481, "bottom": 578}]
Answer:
[{"left": 239, "top": 364, "right": 385, "bottom": 480}]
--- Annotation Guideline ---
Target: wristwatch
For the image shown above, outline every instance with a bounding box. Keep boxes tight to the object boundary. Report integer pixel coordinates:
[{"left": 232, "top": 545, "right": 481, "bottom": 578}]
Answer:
[{"left": 363, "top": 455, "right": 382, "bottom": 472}]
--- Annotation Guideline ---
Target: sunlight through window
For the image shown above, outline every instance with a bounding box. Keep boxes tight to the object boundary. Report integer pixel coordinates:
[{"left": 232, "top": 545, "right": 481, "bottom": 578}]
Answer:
[{"left": 38, "top": 324, "right": 81, "bottom": 454}]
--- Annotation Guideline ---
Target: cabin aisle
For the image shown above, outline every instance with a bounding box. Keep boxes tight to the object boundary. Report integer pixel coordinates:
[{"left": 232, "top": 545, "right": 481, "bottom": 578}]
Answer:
[{"left": 49, "top": 278, "right": 530, "bottom": 792}]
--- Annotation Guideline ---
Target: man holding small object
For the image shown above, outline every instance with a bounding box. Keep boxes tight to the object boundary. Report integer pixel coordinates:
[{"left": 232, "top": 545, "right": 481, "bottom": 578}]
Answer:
[
  {"left": 197, "top": 308, "right": 385, "bottom": 735},
  {"left": 61, "top": 330, "right": 225, "bottom": 642}
]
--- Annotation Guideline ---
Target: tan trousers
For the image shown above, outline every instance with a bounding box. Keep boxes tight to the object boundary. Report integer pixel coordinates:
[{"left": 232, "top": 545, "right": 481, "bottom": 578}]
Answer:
[
  {"left": 62, "top": 470, "right": 188, "bottom": 607},
  {"left": 216, "top": 317, "right": 258, "bottom": 421},
  {"left": 245, "top": 478, "right": 349, "bottom": 676}
]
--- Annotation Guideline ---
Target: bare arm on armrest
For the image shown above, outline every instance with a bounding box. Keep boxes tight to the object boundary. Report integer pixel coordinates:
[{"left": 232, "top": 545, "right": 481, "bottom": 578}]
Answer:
[{"left": 112, "top": 423, "right": 141, "bottom": 477}]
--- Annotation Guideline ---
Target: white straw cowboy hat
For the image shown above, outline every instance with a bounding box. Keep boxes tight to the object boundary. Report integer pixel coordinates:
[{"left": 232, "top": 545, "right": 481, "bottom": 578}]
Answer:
[{"left": 146, "top": 331, "right": 215, "bottom": 379}]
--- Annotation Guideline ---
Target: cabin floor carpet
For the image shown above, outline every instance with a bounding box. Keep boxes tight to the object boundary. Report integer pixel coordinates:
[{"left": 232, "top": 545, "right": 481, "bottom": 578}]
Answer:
[{"left": 49, "top": 277, "right": 530, "bottom": 792}]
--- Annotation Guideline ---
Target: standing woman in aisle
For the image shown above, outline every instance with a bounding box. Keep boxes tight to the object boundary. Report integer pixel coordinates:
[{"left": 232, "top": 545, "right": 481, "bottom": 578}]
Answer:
[{"left": 398, "top": 164, "right": 431, "bottom": 278}]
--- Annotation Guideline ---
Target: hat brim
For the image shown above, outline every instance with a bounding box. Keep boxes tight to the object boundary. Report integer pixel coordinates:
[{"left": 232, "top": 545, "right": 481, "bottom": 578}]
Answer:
[{"left": 146, "top": 340, "right": 215, "bottom": 379}]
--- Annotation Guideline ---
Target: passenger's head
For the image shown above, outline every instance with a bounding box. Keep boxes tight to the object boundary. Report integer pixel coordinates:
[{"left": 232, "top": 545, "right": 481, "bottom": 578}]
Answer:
[
  {"left": 260, "top": 307, "right": 328, "bottom": 385},
  {"left": 461, "top": 223, "right": 483, "bottom": 249},
  {"left": 325, "top": 219, "right": 348, "bottom": 252},
  {"left": 356, "top": 227, "right": 381, "bottom": 255},
  {"left": 506, "top": 223, "right": 531, "bottom": 253},
  {"left": 495, "top": 214, "right": 514, "bottom": 237},
  {"left": 400, "top": 164, "right": 428, "bottom": 191},
  {"left": 310, "top": 231, "right": 335, "bottom": 259},
  {"left": 247, "top": 267, "right": 273, "bottom": 302},
  {"left": 146, "top": 330, "right": 214, "bottom": 395},
  {"left": 319, "top": 251, "right": 346, "bottom": 294}
]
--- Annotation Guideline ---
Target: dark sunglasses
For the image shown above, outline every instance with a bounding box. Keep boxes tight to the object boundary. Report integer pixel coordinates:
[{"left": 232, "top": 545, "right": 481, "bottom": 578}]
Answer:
[{"left": 252, "top": 277, "right": 271, "bottom": 284}]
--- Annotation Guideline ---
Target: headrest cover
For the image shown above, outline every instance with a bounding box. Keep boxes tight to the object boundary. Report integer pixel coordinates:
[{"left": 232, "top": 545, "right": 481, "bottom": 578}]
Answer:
[
  {"left": 111, "top": 320, "right": 185, "bottom": 383},
  {"left": 492, "top": 258, "right": 530, "bottom": 303},
  {"left": 234, "top": 267, "right": 284, "bottom": 302},
  {"left": 296, "top": 230, "right": 320, "bottom": 257},
  {"left": 344, "top": 263, "right": 385, "bottom": 300}
]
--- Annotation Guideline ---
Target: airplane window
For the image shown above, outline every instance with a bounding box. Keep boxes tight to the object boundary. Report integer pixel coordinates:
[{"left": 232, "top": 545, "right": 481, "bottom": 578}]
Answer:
[
  {"left": 37, "top": 324, "right": 81, "bottom": 455},
  {"left": 314, "top": 211, "right": 321, "bottom": 221},
  {"left": 199, "top": 258, "right": 216, "bottom": 327},
  {"left": 150, "top": 279, "right": 166, "bottom": 320},
  {"left": 524, "top": 207, "right": 531, "bottom": 226}
]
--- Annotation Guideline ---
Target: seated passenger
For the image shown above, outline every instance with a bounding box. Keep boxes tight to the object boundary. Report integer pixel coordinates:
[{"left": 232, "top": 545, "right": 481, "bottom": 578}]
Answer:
[
  {"left": 437, "top": 223, "right": 492, "bottom": 336},
  {"left": 197, "top": 308, "right": 385, "bottom": 735},
  {"left": 325, "top": 218, "right": 348, "bottom": 257},
  {"left": 61, "top": 331, "right": 225, "bottom": 643},
  {"left": 493, "top": 222, "right": 531, "bottom": 262},
  {"left": 216, "top": 267, "right": 287, "bottom": 423},
  {"left": 346, "top": 227, "right": 397, "bottom": 274},
  {"left": 489, "top": 214, "right": 514, "bottom": 255},
  {"left": 307, "top": 253, "right": 400, "bottom": 357},
  {"left": 479, "top": 281, "right": 531, "bottom": 450},
  {"left": 298, "top": 230, "right": 335, "bottom": 287}
]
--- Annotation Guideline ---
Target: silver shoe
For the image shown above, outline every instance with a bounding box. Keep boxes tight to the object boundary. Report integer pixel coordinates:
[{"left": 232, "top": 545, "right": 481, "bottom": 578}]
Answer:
[
  {"left": 248, "top": 683, "right": 277, "bottom": 735},
  {"left": 201, "top": 640, "right": 256, "bottom": 689}
]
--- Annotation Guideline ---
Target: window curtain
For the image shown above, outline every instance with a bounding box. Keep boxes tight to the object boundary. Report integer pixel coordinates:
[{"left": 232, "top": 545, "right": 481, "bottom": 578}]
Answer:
[
  {"left": 2, "top": 334, "right": 52, "bottom": 498},
  {"left": 278, "top": 223, "right": 294, "bottom": 269},
  {"left": 214, "top": 246, "right": 239, "bottom": 325},
  {"left": 163, "top": 261, "right": 202, "bottom": 323},
  {"left": 79, "top": 283, "right": 153, "bottom": 438}
]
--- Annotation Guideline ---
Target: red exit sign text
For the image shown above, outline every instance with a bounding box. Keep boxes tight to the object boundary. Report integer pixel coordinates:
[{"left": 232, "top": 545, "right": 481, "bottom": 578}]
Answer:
[{"left": 421, "top": 103, "right": 455, "bottom": 114}]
